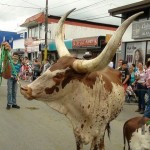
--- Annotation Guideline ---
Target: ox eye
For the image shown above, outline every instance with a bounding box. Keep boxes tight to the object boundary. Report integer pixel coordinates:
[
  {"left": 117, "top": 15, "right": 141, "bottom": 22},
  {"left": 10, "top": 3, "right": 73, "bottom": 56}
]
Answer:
[{"left": 55, "top": 72, "right": 64, "bottom": 78}]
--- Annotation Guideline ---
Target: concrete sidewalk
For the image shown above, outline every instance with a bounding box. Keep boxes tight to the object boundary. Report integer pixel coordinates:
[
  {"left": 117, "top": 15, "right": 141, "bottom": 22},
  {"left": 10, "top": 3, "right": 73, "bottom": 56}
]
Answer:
[{"left": 0, "top": 79, "right": 141, "bottom": 150}]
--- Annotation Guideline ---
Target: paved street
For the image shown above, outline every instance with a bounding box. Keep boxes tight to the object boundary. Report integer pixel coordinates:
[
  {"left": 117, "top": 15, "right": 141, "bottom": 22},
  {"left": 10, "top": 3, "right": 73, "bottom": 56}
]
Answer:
[{"left": 0, "top": 79, "right": 142, "bottom": 150}]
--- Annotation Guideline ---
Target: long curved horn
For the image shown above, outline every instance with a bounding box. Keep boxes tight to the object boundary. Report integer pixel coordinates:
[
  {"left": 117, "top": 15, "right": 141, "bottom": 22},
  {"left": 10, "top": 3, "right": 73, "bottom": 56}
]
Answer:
[
  {"left": 72, "top": 12, "right": 144, "bottom": 73},
  {"left": 55, "top": 8, "right": 76, "bottom": 57}
]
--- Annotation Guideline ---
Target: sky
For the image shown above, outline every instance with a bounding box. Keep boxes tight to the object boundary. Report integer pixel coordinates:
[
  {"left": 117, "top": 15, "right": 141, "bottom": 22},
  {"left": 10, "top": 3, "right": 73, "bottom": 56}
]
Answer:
[{"left": 0, "top": 0, "right": 142, "bottom": 32}]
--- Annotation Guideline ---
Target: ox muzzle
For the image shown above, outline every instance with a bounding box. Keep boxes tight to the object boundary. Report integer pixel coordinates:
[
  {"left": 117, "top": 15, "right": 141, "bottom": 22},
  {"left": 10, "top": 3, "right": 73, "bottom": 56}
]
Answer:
[{"left": 20, "top": 86, "right": 35, "bottom": 100}]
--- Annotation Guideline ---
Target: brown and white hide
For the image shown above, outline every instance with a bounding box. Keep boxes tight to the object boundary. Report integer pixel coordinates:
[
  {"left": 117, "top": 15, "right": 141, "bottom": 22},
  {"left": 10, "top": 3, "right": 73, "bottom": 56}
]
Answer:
[
  {"left": 20, "top": 9, "right": 144, "bottom": 150},
  {"left": 123, "top": 116, "right": 150, "bottom": 150}
]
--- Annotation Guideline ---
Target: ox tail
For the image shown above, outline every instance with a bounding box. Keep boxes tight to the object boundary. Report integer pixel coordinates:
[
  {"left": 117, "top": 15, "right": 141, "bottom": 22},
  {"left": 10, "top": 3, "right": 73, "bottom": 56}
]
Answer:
[
  {"left": 106, "top": 123, "right": 111, "bottom": 140},
  {"left": 123, "top": 122, "right": 127, "bottom": 150}
]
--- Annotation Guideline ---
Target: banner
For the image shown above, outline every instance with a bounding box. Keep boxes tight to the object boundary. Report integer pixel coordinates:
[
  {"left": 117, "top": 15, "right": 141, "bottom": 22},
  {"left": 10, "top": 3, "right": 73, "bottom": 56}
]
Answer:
[{"left": 126, "top": 42, "right": 146, "bottom": 67}]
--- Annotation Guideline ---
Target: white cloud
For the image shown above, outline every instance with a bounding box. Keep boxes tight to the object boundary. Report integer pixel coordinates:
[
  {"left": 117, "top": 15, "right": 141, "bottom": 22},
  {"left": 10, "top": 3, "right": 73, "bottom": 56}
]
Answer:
[{"left": 0, "top": 0, "right": 142, "bottom": 31}]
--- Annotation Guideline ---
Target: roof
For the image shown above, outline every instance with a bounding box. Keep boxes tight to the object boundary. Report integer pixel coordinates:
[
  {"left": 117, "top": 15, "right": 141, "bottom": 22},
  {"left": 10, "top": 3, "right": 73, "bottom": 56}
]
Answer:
[
  {"left": 109, "top": 0, "right": 150, "bottom": 16},
  {"left": 21, "top": 12, "right": 47, "bottom": 27},
  {"left": 21, "top": 12, "right": 118, "bottom": 31},
  {"left": 49, "top": 15, "right": 118, "bottom": 30}
]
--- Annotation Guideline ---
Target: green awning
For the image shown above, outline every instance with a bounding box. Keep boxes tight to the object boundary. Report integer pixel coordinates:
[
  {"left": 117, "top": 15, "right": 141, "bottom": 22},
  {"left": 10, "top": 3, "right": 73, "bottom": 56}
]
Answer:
[{"left": 49, "top": 40, "right": 72, "bottom": 51}]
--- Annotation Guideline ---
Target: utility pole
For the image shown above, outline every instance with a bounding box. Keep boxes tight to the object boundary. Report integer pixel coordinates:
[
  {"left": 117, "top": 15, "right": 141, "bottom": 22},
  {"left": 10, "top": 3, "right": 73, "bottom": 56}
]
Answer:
[{"left": 44, "top": 0, "right": 48, "bottom": 60}]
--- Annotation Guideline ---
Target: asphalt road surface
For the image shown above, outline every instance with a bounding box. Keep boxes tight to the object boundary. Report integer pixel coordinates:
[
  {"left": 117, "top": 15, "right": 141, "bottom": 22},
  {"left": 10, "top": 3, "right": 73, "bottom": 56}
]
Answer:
[{"left": 0, "top": 79, "right": 142, "bottom": 150}]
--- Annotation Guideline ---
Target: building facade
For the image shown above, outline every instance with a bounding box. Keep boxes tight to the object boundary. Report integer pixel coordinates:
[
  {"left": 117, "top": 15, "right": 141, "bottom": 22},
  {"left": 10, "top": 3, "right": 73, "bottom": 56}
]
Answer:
[
  {"left": 109, "top": 0, "right": 150, "bottom": 67},
  {"left": 21, "top": 12, "right": 118, "bottom": 63}
]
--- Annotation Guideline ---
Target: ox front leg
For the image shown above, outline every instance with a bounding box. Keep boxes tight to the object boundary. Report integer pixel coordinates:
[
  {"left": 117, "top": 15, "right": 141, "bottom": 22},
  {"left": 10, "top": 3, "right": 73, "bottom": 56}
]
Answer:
[
  {"left": 90, "top": 136, "right": 105, "bottom": 150},
  {"left": 74, "top": 134, "right": 83, "bottom": 150},
  {"left": 90, "top": 126, "right": 106, "bottom": 150}
]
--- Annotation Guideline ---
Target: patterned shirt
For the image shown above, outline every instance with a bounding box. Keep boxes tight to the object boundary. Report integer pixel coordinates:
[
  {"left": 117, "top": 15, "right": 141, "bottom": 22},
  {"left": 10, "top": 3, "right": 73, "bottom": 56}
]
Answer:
[{"left": 12, "top": 63, "right": 21, "bottom": 78}]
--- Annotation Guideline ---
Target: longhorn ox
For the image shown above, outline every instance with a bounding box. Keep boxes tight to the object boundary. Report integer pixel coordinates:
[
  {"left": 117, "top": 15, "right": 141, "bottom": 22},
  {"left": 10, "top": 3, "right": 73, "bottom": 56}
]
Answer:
[{"left": 20, "top": 9, "right": 143, "bottom": 150}]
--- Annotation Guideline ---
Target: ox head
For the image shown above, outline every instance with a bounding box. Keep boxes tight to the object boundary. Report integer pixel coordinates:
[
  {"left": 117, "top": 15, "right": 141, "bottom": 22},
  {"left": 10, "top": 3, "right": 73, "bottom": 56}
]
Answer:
[{"left": 20, "top": 9, "right": 143, "bottom": 101}]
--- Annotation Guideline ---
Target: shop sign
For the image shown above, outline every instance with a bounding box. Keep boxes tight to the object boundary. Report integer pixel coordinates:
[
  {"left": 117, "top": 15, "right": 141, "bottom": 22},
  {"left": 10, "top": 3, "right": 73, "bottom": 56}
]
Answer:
[
  {"left": 72, "top": 37, "right": 98, "bottom": 48},
  {"left": 27, "top": 45, "right": 39, "bottom": 53},
  {"left": 132, "top": 20, "right": 150, "bottom": 39},
  {"left": 25, "top": 38, "right": 41, "bottom": 53}
]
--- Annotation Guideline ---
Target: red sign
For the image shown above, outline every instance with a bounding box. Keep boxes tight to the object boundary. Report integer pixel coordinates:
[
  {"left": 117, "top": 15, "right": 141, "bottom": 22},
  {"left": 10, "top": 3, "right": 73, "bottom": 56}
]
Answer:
[{"left": 72, "top": 37, "right": 98, "bottom": 48}]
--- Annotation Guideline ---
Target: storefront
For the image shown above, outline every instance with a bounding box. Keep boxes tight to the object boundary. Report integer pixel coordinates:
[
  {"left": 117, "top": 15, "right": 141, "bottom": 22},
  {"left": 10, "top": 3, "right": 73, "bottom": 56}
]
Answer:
[
  {"left": 72, "top": 35, "right": 116, "bottom": 67},
  {"left": 72, "top": 36, "right": 104, "bottom": 58},
  {"left": 46, "top": 35, "right": 116, "bottom": 67},
  {"left": 47, "top": 39, "right": 73, "bottom": 61},
  {"left": 125, "top": 20, "right": 150, "bottom": 67},
  {"left": 109, "top": 0, "right": 150, "bottom": 67}
]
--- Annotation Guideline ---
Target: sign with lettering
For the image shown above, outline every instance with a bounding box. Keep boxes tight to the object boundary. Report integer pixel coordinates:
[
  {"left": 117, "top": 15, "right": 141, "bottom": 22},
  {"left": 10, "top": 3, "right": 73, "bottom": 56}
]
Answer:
[
  {"left": 72, "top": 36, "right": 99, "bottom": 48},
  {"left": 125, "top": 42, "right": 146, "bottom": 66},
  {"left": 132, "top": 20, "right": 150, "bottom": 39}
]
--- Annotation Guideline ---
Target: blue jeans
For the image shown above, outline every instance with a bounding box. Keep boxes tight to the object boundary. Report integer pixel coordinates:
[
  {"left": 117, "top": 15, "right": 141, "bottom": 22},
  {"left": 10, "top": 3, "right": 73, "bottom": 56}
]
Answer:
[
  {"left": 7, "top": 78, "right": 18, "bottom": 105},
  {"left": 136, "top": 83, "right": 147, "bottom": 110},
  {"left": 144, "top": 88, "right": 150, "bottom": 118}
]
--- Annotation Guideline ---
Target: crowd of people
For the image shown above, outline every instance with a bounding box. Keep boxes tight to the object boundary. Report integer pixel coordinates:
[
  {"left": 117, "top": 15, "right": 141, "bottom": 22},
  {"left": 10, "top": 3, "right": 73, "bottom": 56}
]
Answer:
[
  {"left": 19, "top": 56, "right": 52, "bottom": 82},
  {"left": 116, "top": 58, "right": 150, "bottom": 117}
]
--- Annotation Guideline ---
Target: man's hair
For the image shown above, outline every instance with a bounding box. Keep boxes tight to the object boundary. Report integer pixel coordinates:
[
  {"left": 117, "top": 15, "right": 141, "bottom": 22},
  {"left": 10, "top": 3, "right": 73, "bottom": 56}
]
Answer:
[
  {"left": 132, "top": 64, "right": 136, "bottom": 67},
  {"left": 122, "top": 60, "right": 128, "bottom": 65},
  {"left": 83, "top": 52, "right": 92, "bottom": 59},
  {"left": 24, "top": 56, "right": 28, "bottom": 59},
  {"left": 13, "top": 52, "right": 19, "bottom": 56},
  {"left": 146, "top": 60, "right": 150, "bottom": 68}
]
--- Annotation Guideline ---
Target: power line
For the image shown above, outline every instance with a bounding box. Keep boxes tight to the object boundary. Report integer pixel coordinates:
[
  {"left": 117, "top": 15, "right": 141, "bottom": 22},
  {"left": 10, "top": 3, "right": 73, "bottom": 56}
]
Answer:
[
  {"left": 20, "top": 0, "right": 44, "bottom": 8},
  {"left": 0, "top": 2, "right": 41, "bottom": 9},
  {"left": 73, "top": 0, "right": 106, "bottom": 13},
  {"left": 71, "top": 0, "right": 113, "bottom": 17},
  {"left": 50, "top": 0, "right": 107, "bottom": 18},
  {"left": 81, "top": 12, "right": 108, "bottom": 20},
  {"left": 49, "top": 0, "right": 81, "bottom": 9},
  {"left": 86, "top": 15, "right": 111, "bottom": 21}
]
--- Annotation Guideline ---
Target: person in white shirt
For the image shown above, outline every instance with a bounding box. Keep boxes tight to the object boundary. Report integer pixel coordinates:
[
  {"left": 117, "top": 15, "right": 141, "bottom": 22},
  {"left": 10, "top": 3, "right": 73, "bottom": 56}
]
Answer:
[
  {"left": 42, "top": 59, "right": 51, "bottom": 73},
  {"left": 135, "top": 62, "right": 147, "bottom": 114},
  {"left": 108, "top": 61, "right": 114, "bottom": 68}
]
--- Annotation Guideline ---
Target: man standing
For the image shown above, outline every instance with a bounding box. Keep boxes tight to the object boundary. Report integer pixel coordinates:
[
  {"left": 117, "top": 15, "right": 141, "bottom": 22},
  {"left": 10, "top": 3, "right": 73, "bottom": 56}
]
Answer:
[
  {"left": 42, "top": 59, "right": 51, "bottom": 73},
  {"left": 118, "top": 60, "right": 130, "bottom": 91},
  {"left": 7, "top": 52, "right": 21, "bottom": 109}
]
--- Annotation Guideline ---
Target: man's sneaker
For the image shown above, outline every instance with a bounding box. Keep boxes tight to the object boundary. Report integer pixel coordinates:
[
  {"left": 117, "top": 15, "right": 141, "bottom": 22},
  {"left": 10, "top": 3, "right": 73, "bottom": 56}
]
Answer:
[
  {"left": 12, "top": 105, "right": 20, "bottom": 109},
  {"left": 135, "top": 109, "right": 141, "bottom": 112},
  {"left": 6, "top": 104, "right": 11, "bottom": 110},
  {"left": 139, "top": 109, "right": 144, "bottom": 114}
]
